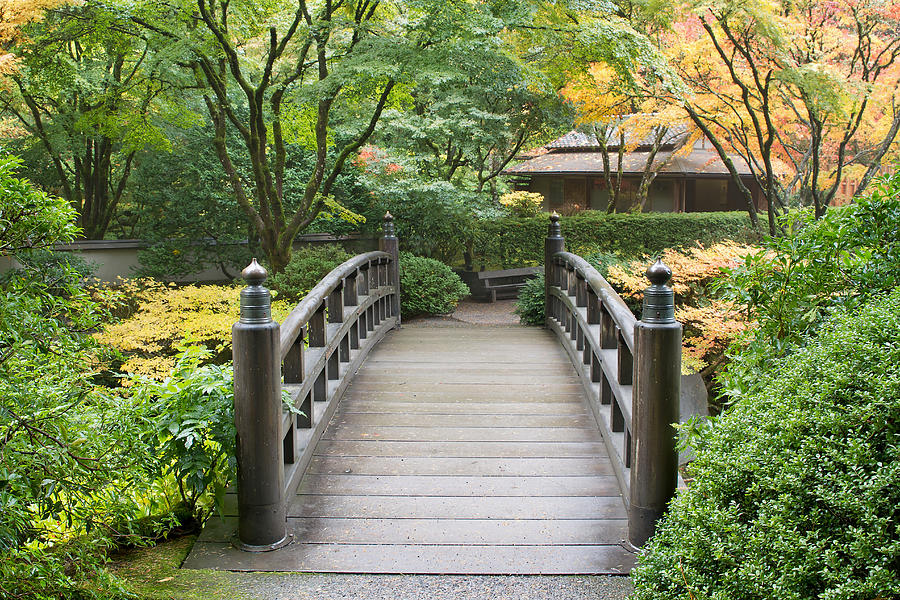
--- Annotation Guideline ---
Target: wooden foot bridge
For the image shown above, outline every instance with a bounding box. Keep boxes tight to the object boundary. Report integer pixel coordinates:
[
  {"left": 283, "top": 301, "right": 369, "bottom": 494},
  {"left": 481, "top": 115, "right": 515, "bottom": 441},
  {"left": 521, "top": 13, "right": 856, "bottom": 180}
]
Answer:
[{"left": 184, "top": 214, "right": 705, "bottom": 574}]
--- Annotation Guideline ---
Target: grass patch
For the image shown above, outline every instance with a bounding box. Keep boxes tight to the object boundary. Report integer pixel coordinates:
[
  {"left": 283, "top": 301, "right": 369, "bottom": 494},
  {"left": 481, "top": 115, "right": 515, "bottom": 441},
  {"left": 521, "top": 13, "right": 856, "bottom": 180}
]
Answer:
[{"left": 109, "top": 535, "right": 248, "bottom": 600}]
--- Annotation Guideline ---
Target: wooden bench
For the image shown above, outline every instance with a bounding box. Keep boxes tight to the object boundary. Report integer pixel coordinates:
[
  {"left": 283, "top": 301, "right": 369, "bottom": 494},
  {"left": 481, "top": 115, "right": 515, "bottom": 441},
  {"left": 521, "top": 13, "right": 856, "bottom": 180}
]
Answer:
[{"left": 477, "top": 267, "right": 541, "bottom": 302}]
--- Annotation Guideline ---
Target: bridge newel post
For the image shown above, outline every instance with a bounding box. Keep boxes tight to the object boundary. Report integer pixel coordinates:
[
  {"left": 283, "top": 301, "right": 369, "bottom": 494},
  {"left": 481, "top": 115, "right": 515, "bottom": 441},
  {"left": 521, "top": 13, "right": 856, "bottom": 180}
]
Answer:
[
  {"left": 232, "top": 259, "right": 290, "bottom": 552},
  {"left": 629, "top": 259, "right": 682, "bottom": 548},
  {"left": 544, "top": 212, "right": 564, "bottom": 327},
  {"left": 379, "top": 211, "right": 401, "bottom": 327}
]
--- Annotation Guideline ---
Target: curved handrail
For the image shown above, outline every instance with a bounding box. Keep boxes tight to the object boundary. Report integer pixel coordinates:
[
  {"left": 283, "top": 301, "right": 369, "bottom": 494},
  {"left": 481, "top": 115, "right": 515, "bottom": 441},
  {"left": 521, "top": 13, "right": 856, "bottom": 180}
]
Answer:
[
  {"left": 553, "top": 251, "right": 636, "bottom": 352},
  {"left": 279, "top": 250, "right": 390, "bottom": 358}
]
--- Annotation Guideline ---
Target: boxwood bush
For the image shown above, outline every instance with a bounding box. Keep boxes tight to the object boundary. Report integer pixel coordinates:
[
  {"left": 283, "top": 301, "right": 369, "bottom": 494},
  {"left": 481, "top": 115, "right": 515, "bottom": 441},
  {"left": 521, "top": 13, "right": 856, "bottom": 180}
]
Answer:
[
  {"left": 513, "top": 271, "right": 545, "bottom": 325},
  {"left": 630, "top": 288, "right": 900, "bottom": 600},
  {"left": 399, "top": 252, "right": 470, "bottom": 317},
  {"left": 269, "top": 244, "right": 352, "bottom": 301}
]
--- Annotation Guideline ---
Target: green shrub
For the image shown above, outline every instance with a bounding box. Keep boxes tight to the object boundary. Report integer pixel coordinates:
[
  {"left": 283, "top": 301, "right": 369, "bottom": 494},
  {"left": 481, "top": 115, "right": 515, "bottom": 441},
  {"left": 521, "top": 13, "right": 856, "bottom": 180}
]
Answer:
[
  {"left": 399, "top": 252, "right": 470, "bottom": 316},
  {"left": 718, "top": 178, "right": 900, "bottom": 401},
  {"left": 630, "top": 288, "right": 900, "bottom": 600},
  {"left": 514, "top": 271, "right": 545, "bottom": 325},
  {"left": 269, "top": 244, "right": 353, "bottom": 301},
  {"left": 470, "top": 211, "right": 758, "bottom": 268}
]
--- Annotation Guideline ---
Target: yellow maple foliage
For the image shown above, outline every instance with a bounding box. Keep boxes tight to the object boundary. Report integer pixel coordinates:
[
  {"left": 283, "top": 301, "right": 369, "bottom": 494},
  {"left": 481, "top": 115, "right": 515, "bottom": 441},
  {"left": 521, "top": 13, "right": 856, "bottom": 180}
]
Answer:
[{"left": 94, "top": 280, "right": 294, "bottom": 381}]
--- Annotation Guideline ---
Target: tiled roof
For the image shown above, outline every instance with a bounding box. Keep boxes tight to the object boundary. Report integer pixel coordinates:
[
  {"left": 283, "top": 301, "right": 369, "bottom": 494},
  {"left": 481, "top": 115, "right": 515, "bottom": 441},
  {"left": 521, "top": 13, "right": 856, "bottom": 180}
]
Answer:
[
  {"left": 547, "top": 116, "right": 691, "bottom": 150},
  {"left": 504, "top": 148, "right": 753, "bottom": 177}
]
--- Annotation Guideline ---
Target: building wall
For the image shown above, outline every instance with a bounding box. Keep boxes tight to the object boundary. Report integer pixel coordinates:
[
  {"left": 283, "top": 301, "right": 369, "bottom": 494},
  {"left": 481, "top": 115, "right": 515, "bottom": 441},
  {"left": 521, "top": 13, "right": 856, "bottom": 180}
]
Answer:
[{"left": 525, "top": 175, "right": 745, "bottom": 213}]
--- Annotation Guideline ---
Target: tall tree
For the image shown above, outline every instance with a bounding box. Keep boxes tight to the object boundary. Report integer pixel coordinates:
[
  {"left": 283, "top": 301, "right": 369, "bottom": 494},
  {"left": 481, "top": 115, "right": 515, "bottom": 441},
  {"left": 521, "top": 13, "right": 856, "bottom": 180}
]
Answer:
[
  {"left": 563, "top": 64, "right": 699, "bottom": 212},
  {"left": 0, "top": 2, "right": 170, "bottom": 239},
  {"left": 131, "top": 0, "right": 513, "bottom": 273},
  {"left": 379, "top": 33, "right": 569, "bottom": 195}
]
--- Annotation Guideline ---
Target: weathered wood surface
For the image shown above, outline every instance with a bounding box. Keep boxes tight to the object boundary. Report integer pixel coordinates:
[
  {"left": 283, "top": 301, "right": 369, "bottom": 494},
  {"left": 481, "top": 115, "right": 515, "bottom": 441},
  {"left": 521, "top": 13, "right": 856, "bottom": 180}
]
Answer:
[{"left": 185, "top": 325, "right": 634, "bottom": 574}]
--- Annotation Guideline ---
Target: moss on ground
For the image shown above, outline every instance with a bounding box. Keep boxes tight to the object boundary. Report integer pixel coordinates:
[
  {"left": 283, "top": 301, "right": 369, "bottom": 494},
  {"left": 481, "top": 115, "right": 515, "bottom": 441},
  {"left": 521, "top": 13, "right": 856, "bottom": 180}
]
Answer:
[{"left": 109, "top": 535, "right": 248, "bottom": 600}]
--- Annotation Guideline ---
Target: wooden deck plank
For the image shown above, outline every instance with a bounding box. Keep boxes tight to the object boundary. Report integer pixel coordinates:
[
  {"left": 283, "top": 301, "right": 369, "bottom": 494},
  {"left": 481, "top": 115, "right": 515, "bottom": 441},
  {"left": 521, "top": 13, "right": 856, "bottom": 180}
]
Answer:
[
  {"left": 306, "top": 456, "right": 615, "bottom": 476},
  {"left": 313, "top": 440, "right": 608, "bottom": 458},
  {"left": 331, "top": 413, "right": 593, "bottom": 428},
  {"left": 322, "top": 425, "right": 602, "bottom": 443},
  {"left": 214, "top": 491, "right": 628, "bottom": 520},
  {"left": 296, "top": 474, "right": 622, "bottom": 497},
  {"left": 199, "top": 517, "right": 627, "bottom": 545},
  {"left": 339, "top": 400, "right": 588, "bottom": 415},
  {"left": 287, "top": 494, "right": 627, "bottom": 520}
]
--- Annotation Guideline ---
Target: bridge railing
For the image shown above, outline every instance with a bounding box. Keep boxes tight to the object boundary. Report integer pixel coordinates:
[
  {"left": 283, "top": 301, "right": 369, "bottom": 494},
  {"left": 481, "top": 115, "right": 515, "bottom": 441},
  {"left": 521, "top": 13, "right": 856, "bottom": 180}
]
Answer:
[
  {"left": 231, "top": 213, "right": 400, "bottom": 551},
  {"left": 544, "top": 213, "right": 684, "bottom": 548}
]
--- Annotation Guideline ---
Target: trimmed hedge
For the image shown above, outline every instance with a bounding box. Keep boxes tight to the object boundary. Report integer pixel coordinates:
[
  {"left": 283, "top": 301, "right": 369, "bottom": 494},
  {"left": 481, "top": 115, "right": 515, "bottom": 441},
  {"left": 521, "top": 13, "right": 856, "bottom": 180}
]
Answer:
[
  {"left": 471, "top": 211, "right": 758, "bottom": 267},
  {"left": 630, "top": 288, "right": 900, "bottom": 600}
]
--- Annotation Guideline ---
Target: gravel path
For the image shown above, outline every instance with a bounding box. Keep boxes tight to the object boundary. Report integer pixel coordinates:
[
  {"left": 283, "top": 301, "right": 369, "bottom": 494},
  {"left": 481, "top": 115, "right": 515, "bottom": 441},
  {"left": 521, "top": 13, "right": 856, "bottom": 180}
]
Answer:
[
  {"left": 404, "top": 299, "right": 523, "bottom": 327},
  {"left": 231, "top": 573, "right": 633, "bottom": 600}
]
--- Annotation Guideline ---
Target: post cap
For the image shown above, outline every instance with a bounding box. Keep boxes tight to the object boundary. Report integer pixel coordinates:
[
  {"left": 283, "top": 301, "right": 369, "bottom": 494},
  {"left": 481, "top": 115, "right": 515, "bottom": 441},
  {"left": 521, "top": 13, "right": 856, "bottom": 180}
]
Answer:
[
  {"left": 550, "top": 211, "right": 560, "bottom": 223},
  {"left": 239, "top": 259, "right": 272, "bottom": 324},
  {"left": 645, "top": 258, "right": 672, "bottom": 287},
  {"left": 242, "top": 258, "right": 268, "bottom": 286},
  {"left": 641, "top": 258, "right": 675, "bottom": 325},
  {"left": 382, "top": 211, "right": 396, "bottom": 237}
]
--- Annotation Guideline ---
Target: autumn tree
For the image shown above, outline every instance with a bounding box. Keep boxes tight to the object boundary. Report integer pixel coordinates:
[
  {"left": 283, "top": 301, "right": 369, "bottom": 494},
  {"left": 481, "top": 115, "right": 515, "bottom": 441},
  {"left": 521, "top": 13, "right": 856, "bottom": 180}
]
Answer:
[
  {"left": 564, "top": 64, "right": 699, "bottom": 212},
  {"left": 657, "top": 0, "right": 900, "bottom": 232}
]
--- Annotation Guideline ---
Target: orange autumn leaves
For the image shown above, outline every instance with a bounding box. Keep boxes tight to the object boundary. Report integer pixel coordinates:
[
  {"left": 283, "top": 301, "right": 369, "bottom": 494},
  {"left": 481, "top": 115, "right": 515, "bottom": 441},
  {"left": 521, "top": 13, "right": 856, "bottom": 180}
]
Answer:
[{"left": 605, "top": 242, "right": 759, "bottom": 375}]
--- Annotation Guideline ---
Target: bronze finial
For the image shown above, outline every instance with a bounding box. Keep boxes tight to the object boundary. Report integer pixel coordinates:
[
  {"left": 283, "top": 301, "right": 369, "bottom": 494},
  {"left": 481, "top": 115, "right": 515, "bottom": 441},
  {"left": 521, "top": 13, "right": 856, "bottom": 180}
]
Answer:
[
  {"left": 382, "top": 211, "right": 396, "bottom": 237},
  {"left": 240, "top": 259, "right": 272, "bottom": 324},
  {"left": 641, "top": 258, "right": 675, "bottom": 324}
]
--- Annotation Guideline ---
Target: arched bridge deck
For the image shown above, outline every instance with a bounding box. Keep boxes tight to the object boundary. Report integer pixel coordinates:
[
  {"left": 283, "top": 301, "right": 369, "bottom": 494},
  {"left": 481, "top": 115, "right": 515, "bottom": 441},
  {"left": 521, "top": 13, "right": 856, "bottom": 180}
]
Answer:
[{"left": 185, "top": 323, "right": 635, "bottom": 573}]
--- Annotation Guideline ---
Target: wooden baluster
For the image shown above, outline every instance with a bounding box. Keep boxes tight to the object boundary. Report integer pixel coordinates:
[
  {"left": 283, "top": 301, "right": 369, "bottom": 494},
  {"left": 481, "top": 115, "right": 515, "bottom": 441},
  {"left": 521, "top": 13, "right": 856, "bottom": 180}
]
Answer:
[
  {"left": 587, "top": 288, "right": 600, "bottom": 325},
  {"left": 591, "top": 351, "right": 602, "bottom": 381},
  {"left": 328, "top": 282, "right": 344, "bottom": 324},
  {"left": 582, "top": 336, "right": 591, "bottom": 366},
  {"left": 359, "top": 309, "right": 368, "bottom": 338},
  {"left": 576, "top": 274, "right": 587, "bottom": 307},
  {"left": 617, "top": 327, "right": 633, "bottom": 385},
  {"left": 297, "top": 392, "right": 312, "bottom": 429},
  {"left": 600, "top": 372, "right": 612, "bottom": 405},
  {"left": 283, "top": 325, "right": 305, "bottom": 384},
  {"left": 567, "top": 264, "right": 576, "bottom": 297},
  {"left": 327, "top": 351, "right": 339, "bottom": 380},
  {"left": 350, "top": 321, "right": 360, "bottom": 350},
  {"left": 309, "top": 302, "right": 328, "bottom": 404},
  {"left": 309, "top": 302, "right": 326, "bottom": 348},
  {"left": 344, "top": 271, "right": 358, "bottom": 307},
  {"left": 358, "top": 264, "right": 370, "bottom": 296},
  {"left": 339, "top": 334, "right": 350, "bottom": 363},
  {"left": 600, "top": 306, "right": 617, "bottom": 349}
]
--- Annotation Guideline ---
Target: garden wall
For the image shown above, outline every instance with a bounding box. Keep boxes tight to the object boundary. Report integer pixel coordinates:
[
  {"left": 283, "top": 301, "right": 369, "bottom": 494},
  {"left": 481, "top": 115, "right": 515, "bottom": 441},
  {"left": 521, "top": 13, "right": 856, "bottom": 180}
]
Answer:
[{"left": 0, "top": 234, "right": 376, "bottom": 283}]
